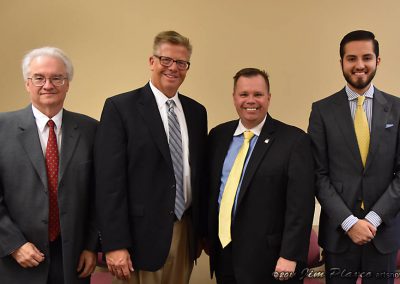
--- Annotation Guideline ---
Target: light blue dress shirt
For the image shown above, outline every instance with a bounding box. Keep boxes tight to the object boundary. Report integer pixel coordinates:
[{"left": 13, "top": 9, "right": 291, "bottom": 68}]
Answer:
[{"left": 218, "top": 117, "right": 266, "bottom": 215}]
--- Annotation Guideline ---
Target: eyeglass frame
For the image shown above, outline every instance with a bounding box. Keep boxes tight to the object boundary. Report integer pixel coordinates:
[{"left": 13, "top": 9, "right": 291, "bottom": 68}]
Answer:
[
  {"left": 27, "top": 75, "right": 68, "bottom": 87},
  {"left": 153, "top": 55, "right": 191, "bottom": 70}
]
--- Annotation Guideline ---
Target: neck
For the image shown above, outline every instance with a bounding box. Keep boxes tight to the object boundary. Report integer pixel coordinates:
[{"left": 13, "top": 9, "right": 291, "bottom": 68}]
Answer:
[{"left": 33, "top": 104, "right": 62, "bottom": 118}]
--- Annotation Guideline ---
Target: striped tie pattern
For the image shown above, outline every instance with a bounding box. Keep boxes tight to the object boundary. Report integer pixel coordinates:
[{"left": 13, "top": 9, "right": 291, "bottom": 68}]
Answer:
[
  {"left": 166, "top": 100, "right": 185, "bottom": 220},
  {"left": 46, "top": 120, "right": 60, "bottom": 241}
]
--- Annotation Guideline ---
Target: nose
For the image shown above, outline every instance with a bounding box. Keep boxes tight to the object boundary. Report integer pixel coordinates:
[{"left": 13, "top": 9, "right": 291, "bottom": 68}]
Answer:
[
  {"left": 168, "top": 61, "right": 179, "bottom": 71},
  {"left": 354, "top": 58, "right": 365, "bottom": 70},
  {"left": 42, "top": 78, "right": 55, "bottom": 89}
]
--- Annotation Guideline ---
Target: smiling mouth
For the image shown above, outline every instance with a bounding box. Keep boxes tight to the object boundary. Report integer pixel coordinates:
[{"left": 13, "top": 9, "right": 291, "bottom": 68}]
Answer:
[
  {"left": 164, "top": 73, "right": 178, "bottom": 79},
  {"left": 352, "top": 70, "right": 367, "bottom": 76},
  {"left": 243, "top": 107, "right": 259, "bottom": 111}
]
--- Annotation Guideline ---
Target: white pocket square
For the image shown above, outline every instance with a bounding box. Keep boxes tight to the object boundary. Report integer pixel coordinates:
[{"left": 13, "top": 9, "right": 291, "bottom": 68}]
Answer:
[{"left": 386, "top": 124, "right": 394, "bottom": 128}]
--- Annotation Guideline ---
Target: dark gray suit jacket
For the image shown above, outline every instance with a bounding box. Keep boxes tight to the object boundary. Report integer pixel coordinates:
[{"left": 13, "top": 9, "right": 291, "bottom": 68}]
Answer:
[
  {"left": 0, "top": 105, "right": 98, "bottom": 284},
  {"left": 308, "top": 87, "right": 400, "bottom": 254}
]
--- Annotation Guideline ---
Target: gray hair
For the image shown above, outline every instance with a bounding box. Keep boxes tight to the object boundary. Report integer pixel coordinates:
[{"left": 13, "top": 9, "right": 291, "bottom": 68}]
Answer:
[{"left": 22, "top": 46, "right": 74, "bottom": 81}]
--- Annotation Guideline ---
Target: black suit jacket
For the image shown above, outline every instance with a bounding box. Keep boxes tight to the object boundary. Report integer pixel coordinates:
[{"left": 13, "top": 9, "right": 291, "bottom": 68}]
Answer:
[
  {"left": 308, "top": 87, "right": 400, "bottom": 254},
  {"left": 0, "top": 106, "right": 98, "bottom": 284},
  {"left": 95, "top": 83, "right": 207, "bottom": 271},
  {"left": 207, "top": 115, "right": 315, "bottom": 283}
]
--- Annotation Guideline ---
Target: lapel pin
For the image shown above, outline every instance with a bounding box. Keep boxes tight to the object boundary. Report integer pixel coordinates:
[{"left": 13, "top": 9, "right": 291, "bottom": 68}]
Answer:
[{"left": 264, "top": 139, "right": 270, "bottom": 144}]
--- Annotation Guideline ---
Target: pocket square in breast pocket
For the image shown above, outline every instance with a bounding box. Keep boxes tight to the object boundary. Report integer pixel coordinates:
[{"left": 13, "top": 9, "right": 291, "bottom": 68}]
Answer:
[{"left": 385, "top": 123, "right": 394, "bottom": 128}]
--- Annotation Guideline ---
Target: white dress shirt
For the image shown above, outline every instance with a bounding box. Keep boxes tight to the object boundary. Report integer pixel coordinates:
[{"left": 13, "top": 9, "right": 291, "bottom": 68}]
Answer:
[
  {"left": 32, "top": 105, "right": 63, "bottom": 155},
  {"left": 149, "top": 81, "right": 192, "bottom": 209}
]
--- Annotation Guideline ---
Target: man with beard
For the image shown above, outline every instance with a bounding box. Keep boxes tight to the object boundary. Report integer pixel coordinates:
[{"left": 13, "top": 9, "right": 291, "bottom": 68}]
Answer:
[{"left": 308, "top": 30, "right": 400, "bottom": 283}]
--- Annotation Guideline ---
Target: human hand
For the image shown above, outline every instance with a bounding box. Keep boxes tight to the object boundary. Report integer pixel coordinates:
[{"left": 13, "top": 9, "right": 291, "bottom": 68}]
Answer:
[
  {"left": 77, "top": 250, "right": 97, "bottom": 278},
  {"left": 105, "top": 249, "right": 134, "bottom": 280},
  {"left": 273, "top": 257, "right": 297, "bottom": 281},
  {"left": 347, "top": 219, "right": 376, "bottom": 245},
  {"left": 11, "top": 242, "right": 45, "bottom": 268}
]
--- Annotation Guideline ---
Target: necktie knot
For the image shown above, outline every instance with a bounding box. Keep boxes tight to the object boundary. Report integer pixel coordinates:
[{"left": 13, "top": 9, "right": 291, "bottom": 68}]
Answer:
[
  {"left": 243, "top": 130, "right": 254, "bottom": 141},
  {"left": 47, "top": 119, "right": 55, "bottom": 129},
  {"left": 166, "top": 100, "right": 175, "bottom": 112},
  {"left": 357, "top": 96, "right": 365, "bottom": 107}
]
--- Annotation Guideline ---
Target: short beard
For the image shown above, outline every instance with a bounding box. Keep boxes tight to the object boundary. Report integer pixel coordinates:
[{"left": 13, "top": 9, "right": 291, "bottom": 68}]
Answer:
[{"left": 342, "top": 63, "right": 377, "bottom": 93}]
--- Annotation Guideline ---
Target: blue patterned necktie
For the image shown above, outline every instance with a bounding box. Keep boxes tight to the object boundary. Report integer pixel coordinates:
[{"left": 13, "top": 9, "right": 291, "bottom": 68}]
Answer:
[{"left": 166, "top": 100, "right": 185, "bottom": 220}]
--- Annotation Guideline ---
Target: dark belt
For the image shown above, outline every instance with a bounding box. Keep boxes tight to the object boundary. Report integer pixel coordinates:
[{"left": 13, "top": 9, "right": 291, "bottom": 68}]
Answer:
[{"left": 174, "top": 206, "right": 192, "bottom": 222}]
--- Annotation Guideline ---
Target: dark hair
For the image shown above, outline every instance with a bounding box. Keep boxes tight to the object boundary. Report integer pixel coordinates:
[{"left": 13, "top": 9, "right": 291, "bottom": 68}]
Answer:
[
  {"left": 233, "top": 68, "right": 270, "bottom": 92},
  {"left": 340, "top": 30, "right": 379, "bottom": 59}
]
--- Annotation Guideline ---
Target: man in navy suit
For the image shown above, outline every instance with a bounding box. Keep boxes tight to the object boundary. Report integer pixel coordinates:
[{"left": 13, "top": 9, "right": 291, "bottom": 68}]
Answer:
[
  {"left": 95, "top": 31, "right": 207, "bottom": 284},
  {"left": 308, "top": 30, "right": 400, "bottom": 283},
  {"left": 207, "top": 68, "right": 315, "bottom": 283}
]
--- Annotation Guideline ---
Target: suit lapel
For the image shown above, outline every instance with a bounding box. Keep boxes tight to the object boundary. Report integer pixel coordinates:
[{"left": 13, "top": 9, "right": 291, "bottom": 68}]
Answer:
[
  {"left": 236, "top": 115, "right": 275, "bottom": 209},
  {"left": 180, "top": 95, "right": 197, "bottom": 174},
  {"left": 365, "top": 88, "right": 391, "bottom": 171},
  {"left": 210, "top": 122, "right": 238, "bottom": 208},
  {"left": 59, "top": 110, "right": 80, "bottom": 183},
  {"left": 137, "top": 84, "right": 172, "bottom": 167},
  {"left": 17, "top": 106, "right": 48, "bottom": 191},
  {"left": 331, "top": 90, "right": 363, "bottom": 166}
]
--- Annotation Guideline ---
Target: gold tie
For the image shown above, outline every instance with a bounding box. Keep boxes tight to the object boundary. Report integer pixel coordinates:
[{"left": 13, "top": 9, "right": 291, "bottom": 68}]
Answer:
[
  {"left": 219, "top": 130, "right": 254, "bottom": 248},
  {"left": 354, "top": 95, "right": 370, "bottom": 209}
]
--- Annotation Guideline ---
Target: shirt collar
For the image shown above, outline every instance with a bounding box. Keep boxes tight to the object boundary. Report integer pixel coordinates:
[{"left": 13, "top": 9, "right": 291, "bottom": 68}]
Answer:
[
  {"left": 346, "top": 83, "right": 374, "bottom": 101},
  {"left": 149, "top": 80, "right": 183, "bottom": 112},
  {"left": 31, "top": 105, "right": 63, "bottom": 132},
  {"left": 234, "top": 115, "right": 267, "bottom": 137}
]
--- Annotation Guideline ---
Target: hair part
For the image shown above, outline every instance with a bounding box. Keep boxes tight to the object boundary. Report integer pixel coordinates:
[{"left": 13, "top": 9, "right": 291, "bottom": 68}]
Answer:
[
  {"left": 22, "top": 46, "right": 74, "bottom": 81},
  {"left": 153, "top": 30, "right": 192, "bottom": 57},
  {"left": 233, "top": 68, "right": 270, "bottom": 93},
  {"left": 340, "top": 30, "right": 379, "bottom": 59}
]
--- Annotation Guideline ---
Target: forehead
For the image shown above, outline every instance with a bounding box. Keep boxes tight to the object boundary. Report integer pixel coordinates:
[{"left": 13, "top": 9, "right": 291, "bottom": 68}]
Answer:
[
  {"left": 156, "top": 43, "right": 190, "bottom": 58},
  {"left": 343, "top": 40, "right": 375, "bottom": 56},
  {"left": 29, "top": 55, "right": 67, "bottom": 75},
  {"left": 235, "top": 75, "right": 268, "bottom": 92}
]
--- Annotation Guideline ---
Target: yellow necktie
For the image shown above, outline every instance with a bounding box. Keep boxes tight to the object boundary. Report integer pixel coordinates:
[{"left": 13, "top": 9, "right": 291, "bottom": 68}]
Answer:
[
  {"left": 354, "top": 95, "right": 370, "bottom": 209},
  {"left": 219, "top": 130, "right": 254, "bottom": 248}
]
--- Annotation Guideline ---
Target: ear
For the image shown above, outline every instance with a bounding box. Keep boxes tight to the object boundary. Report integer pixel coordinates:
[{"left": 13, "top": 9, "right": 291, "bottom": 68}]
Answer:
[
  {"left": 149, "top": 56, "right": 155, "bottom": 71},
  {"left": 376, "top": 56, "right": 381, "bottom": 66},
  {"left": 25, "top": 80, "right": 30, "bottom": 92}
]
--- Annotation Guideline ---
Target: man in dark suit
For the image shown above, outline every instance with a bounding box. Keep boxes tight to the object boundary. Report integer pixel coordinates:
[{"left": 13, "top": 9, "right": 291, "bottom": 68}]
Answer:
[
  {"left": 207, "top": 68, "right": 315, "bottom": 283},
  {"left": 0, "top": 47, "right": 98, "bottom": 284},
  {"left": 95, "top": 31, "right": 207, "bottom": 284},
  {"left": 308, "top": 30, "right": 400, "bottom": 283}
]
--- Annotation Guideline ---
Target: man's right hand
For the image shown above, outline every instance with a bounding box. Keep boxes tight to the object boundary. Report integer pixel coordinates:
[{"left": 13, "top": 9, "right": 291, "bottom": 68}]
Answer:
[
  {"left": 105, "top": 249, "right": 134, "bottom": 280},
  {"left": 347, "top": 219, "right": 376, "bottom": 245},
  {"left": 11, "top": 242, "right": 45, "bottom": 268}
]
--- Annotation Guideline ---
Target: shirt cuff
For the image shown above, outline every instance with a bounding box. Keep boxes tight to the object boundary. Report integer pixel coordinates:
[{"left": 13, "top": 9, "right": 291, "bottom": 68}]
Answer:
[
  {"left": 365, "top": 211, "right": 382, "bottom": 228},
  {"left": 341, "top": 215, "right": 359, "bottom": 232}
]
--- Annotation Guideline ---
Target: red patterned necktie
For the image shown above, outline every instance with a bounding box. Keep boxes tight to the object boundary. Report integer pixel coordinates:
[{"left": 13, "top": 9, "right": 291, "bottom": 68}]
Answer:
[{"left": 46, "top": 120, "right": 60, "bottom": 241}]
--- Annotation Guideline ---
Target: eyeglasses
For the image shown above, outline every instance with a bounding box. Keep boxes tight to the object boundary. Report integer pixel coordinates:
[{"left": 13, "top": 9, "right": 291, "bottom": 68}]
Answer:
[
  {"left": 28, "top": 75, "right": 68, "bottom": 87},
  {"left": 153, "top": 55, "right": 190, "bottom": 70}
]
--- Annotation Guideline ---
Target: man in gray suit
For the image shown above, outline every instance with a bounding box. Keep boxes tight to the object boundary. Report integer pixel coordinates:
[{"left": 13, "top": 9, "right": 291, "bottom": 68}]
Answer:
[
  {"left": 0, "top": 47, "right": 98, "bottom": 284},
  {"left": 308, "top": 30, "right": 400, "bottom": 283}
]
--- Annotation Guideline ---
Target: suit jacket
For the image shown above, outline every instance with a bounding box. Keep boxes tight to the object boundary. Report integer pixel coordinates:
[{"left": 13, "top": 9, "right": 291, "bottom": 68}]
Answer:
[
  {"left": 308, "top": 87, "right": 400, "bottom": 254},
  {"left": 207, "top": 115, "right": 315, "bottom": 283},
  {"left": 95, "top": 83, "right": 207, "bottom": 271},
  {"left": 0, "top": 105, "right": 98, "bottom": 284}
]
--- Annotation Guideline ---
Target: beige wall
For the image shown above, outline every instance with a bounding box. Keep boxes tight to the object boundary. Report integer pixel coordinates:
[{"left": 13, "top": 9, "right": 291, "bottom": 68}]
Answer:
[{"left": 1, "top": 1, "right": 400, "bottom": 283}]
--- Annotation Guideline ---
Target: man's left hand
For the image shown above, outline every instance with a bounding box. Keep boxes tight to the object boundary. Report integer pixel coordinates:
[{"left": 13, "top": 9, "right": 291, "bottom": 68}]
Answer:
[
  {"left": 273, "top": 257, "right": 297, "bottom": 281},
  {"left": 77, "top": 250, "right": 97, "bottom": 278}
]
